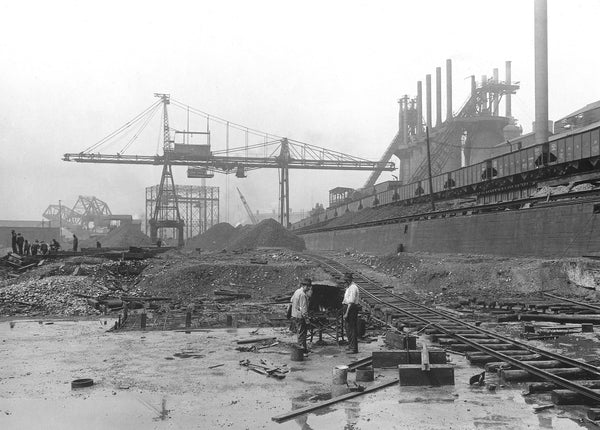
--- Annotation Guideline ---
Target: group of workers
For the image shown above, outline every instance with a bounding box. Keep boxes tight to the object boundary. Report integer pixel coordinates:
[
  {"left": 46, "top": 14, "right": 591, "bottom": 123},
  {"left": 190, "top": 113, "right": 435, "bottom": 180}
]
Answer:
[
  {"left": 10, "top": 231, "right": 79, "bottom": 256},
  {"left": 289, "top": 272, "right": 360, "bottom": 356}
]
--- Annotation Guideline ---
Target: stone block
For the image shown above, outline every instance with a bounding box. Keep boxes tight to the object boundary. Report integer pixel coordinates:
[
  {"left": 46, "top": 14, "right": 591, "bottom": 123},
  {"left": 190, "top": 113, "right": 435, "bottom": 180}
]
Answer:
[{"left": 398, "top": 364, "right": 455, "bottom": 386}]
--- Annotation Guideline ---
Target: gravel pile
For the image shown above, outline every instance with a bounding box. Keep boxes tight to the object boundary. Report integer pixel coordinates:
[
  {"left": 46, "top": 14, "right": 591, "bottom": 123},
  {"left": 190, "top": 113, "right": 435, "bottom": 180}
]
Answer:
[
  {"left": 226, "top": 219, "right": 305, "bottom": 251},
  {"left": 185, "top": 223, "right": 237, "bottom": 251}
]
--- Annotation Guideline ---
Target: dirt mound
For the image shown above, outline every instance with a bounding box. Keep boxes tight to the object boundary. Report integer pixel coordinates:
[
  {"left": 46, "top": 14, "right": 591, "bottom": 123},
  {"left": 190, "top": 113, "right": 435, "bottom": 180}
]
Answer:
[
  {"left": 226, "top": 219, "right": 305, "bottom": 251},
  {"left": 185, "top": 223, "right": 237, "bottom": 251},
  {"left": 82, "top": 224, "right": 153, "bottom": 248}
]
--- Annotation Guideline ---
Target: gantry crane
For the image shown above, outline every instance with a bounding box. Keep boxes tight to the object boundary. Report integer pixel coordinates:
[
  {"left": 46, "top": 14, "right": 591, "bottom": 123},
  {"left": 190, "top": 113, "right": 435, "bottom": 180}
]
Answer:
[
  {"left": 236, "top": 188, "right": 258, "bottom": 225},
  {"left": 63, "top": 93, "right": 395, "bottom": 242}
]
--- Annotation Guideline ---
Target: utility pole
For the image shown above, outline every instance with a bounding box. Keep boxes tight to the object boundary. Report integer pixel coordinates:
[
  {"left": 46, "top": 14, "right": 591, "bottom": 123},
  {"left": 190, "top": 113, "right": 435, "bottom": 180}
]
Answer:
[{"left": 425, "top": 127, "right": 436, "bottom": 212}]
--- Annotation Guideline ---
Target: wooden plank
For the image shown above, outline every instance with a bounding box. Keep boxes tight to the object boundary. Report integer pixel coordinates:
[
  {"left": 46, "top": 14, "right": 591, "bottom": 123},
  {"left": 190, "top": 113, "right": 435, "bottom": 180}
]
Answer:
[
  {"left": 272, "top": 379, "right": 398, "bottom": 423},
  {"left": 236, "top": 336, "right": 277, "bottom": 345}
]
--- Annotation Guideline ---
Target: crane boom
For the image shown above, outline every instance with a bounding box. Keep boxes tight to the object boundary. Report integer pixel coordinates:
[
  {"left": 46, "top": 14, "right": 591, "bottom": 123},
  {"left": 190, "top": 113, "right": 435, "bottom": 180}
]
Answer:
[{"left": 237, "top": 187, "right": 258, "bottom": 225}]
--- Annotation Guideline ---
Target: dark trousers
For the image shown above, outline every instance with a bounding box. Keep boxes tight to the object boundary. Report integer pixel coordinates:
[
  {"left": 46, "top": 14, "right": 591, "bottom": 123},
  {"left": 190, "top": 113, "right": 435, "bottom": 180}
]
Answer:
[
  {"left": 294, "top": 317, "right": 308, "bottom": 352},
  {"left": 344, "top": 304, "right": 359, "bottom": 352}
]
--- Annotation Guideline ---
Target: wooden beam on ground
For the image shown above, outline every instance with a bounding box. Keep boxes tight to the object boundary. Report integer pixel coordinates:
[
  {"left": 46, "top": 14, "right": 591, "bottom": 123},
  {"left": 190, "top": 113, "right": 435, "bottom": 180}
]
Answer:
[
  {"left": 236, "top": 336, "right": 277, "bottom": 345},
  {"left": 271, "top": 379, "right": 398, "bottom": 423}
]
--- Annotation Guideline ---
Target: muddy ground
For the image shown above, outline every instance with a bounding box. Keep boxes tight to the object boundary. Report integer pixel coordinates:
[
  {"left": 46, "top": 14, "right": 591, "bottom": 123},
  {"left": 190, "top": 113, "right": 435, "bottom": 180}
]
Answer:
[{"left": 2, "top": 248, "right": 600, "bottom": 429}]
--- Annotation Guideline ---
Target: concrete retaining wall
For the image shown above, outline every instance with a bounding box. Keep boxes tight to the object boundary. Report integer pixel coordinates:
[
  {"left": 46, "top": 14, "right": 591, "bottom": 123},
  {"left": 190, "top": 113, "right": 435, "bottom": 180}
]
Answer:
[{"left": 300, "top": 200, "right": 600, "bottom": 257}]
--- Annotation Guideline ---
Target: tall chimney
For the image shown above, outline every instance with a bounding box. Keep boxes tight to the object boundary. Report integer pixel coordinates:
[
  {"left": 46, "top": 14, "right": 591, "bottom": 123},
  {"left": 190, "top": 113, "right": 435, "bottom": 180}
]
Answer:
[
  {"left": 534, "top": 0, "right": 549, "bottom": 143},
  {"left": 505, "top": 60, "right": 512, "bottom": 117},
  {"left": 436, "top": 66, "right": 442, "bottom": 127},
  {"left": 417, "top": 81, "right": 423, "bottom": 137},
  {"left": 426, "top": 74, "right": 432, "bottom": 129},
  {"left": 471, "top": 75, "right": 476, "bottom": 96},
  {"left": 446, "top": 59, "right": 453, "bottom": 120}
]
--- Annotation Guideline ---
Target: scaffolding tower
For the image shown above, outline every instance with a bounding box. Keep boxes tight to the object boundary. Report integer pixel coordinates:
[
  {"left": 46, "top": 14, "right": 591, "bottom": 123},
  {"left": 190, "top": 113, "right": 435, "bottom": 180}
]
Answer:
[{"left": 145, "top": 184, "right": 219, "bottom": 242}]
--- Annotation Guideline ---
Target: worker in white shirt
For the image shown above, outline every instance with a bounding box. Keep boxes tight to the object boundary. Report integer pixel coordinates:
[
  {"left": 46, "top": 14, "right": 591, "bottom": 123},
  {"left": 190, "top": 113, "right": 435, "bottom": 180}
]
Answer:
[
  {"left": 342, "top": 272, "right": 360, "bottom": 354},
  {"left": 291, "top": 278, "right": 312, "bottom": 354}
]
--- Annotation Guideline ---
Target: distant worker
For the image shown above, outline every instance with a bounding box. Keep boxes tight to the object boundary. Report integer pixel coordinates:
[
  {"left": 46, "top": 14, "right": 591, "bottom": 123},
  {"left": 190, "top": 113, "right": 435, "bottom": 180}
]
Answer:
[
  {"left": 40, "top": 240, "right": 49, "bottom": 256},
  {"left": 31, "top": 240, "right": 39, "bottom": 256},
  {"left": 11, "top": 230, "right": 17, "bottom": 253},
  {"left": 50, "top": 239, "right": 61, "bottom": 252},
  {"left": 16, "top": 233, "right": 24, "bottom": 255},
  {"left": 156, "top": 238, "right": 162, "bottom": 248},
  {"left": 342, "top": 272, "right": 360, "bottom": 354},
  {"left": 290, "top": 278, "right": 312, "bottom": 354},
  {"left": 96, "top": 241, "right": 101, "bottom": 249},
  {"left": 72, "top": 234, "right": 78, "bottom": 252},
  {"left": 23, "top": 240, "right": 30, "bottom": 256}
]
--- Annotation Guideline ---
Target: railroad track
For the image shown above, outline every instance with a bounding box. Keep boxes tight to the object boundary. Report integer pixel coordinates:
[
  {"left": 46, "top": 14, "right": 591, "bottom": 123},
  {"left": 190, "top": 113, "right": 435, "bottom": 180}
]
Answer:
[{"left": 309, "top": 252, "right": 600, "bottom": 405}]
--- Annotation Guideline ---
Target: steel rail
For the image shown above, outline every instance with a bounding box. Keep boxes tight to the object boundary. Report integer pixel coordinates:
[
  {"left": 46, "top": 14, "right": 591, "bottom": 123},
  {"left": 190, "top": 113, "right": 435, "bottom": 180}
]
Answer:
[
  {"left": 543, "top": 292, "right": 600, "bottom": 313},
  {"left": 309, "top": 253, "right": 600, "bottom": 403}
]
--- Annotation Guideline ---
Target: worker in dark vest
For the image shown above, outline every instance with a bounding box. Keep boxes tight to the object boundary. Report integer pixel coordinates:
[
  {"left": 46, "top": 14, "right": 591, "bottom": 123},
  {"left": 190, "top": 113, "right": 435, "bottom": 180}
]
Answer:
[
  {"left": 31, "top": 240, "right": 39, "bottom": 256},
  {"left": 342, "top": 272, "right": 360, "bottom": 354},
  {"left": 11, "top": 230, "right": 17, "bottom": 253},
  {"left": 72, "top": 234, "right": 78, "bottom": 252},
  {"left": 40, "top": 241, "right": 48, "bottom": 255},
  {"left": 16, "top": 233, "right": 24, "bottom": 255}
]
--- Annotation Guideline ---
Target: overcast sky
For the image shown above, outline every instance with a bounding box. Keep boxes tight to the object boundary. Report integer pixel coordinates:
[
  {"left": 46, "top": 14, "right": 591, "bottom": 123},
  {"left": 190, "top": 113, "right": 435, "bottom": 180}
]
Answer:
[{"left": 1, "top": 0, "right": 599, "bottom": 226}]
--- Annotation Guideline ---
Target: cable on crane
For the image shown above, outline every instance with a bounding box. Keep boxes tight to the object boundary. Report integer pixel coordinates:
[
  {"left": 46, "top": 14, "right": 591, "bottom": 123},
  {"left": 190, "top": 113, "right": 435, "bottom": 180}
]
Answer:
[
  {"left": 82, "top": 99, "right": 162, "bottom": 154},
  {"left": 119, "top": 103, "right": 161, "bottom": 154}
]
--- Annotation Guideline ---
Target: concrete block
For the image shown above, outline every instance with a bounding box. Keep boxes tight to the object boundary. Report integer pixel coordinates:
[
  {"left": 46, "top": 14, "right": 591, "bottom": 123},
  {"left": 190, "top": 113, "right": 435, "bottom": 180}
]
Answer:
[
  {"left": 398, "top": 364, "right": 455, "bottom": 386},
  {"left": 384, "top": 332, "right": 417, "bottom": 349},
  {"left": 372, "top": 350, "right": 447, "bottom": 368}
]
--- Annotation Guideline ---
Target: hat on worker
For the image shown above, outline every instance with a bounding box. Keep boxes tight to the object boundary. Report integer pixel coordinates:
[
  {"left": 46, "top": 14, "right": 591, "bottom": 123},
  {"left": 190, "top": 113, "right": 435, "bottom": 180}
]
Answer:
[
  {"left": 301, "top": 277, "right": 312, "bottom": 286},
  {"left": 344, "top": 272, "right": 353, "bottom": 281}
]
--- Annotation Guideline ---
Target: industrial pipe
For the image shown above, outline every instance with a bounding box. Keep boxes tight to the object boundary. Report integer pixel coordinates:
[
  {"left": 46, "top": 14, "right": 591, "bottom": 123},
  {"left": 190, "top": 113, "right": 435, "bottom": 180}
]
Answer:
[
  {"left": 417, "top": 81, "right": 423, "bottom": 137},
  {"left": 436, "top": 67, "right": 442, "bottom": 127},
  {"left": 402, "top": 96, "right": 408, "bottom": 145},
  {"left": 505, "top": 61, "right": 512, "bottom": 117},
  {"left": 446, "top": 59, "right": 453, "bottom": 120},
  {"left": 534, "top": 0, "right": 549, "bottom": 144}
]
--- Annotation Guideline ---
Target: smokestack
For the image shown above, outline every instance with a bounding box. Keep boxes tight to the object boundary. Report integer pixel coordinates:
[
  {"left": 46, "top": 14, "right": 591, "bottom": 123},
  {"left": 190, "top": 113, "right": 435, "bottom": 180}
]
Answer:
[
  {"left": 446, "top": 59, "right": 453, "bottom": 120},
  {"left": 505, "top": 61, "right": 512, "bottom": 117},
  {"left": 417, "top": 81, "right": 423, "bottom": 137},
  {"left": 436, "top": 66, "right": 442, "bottom": 127},
  {"left": 471, "top": 75, "right": 476, "bottom": 96},
  {"left": 426, "top": 74, "right": 432, "bottom": 129},
  {"left": 493, "top": 68, "right": 499, "bottom": 116},
  {"left": 534, "top": 0, "right": 549, "bottom": 143}
]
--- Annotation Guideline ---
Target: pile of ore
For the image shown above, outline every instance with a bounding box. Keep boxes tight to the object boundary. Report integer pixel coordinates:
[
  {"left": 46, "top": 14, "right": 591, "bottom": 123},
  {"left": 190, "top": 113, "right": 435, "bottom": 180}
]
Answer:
[
  {"left": 82, "top": 224, "right": 153, "bottom": 248},
  {"left": 185, "top": 223, "right": 237, "bottom": 251},
  {"left": 186, "top": 219, "right": 305, "bottom": 252},
  {"left": 226, "top": 219, "right": 305, "bottom": 251}
]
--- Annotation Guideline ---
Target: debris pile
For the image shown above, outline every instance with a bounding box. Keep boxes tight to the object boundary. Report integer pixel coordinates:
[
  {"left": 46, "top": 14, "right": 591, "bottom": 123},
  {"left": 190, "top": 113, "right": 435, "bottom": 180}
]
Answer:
[
  {"left": 227, "top": 219, "right": 305, "bottom": 251},
  {"left": 0, "top": 259, "right": 150, "bottom": 316},
  {"left": 185, "top": 223, "right": 237, "bottom": 251}
]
